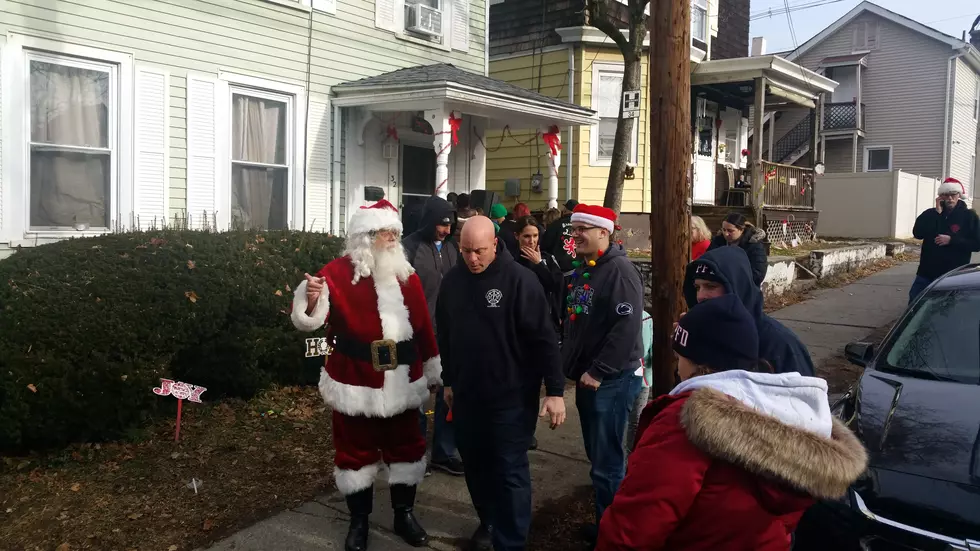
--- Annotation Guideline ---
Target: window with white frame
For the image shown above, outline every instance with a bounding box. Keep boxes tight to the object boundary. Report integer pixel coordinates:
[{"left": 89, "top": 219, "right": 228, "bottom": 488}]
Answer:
[
  {"left": 853, "top": 21, "right": 880, "bottom": 52},
  {"left": 864, "top": 146, "right": 892, "bottom": 172},
  {"left": 230, "top": 90, "right": 291, "bottom": 230},
  {"left": 691, "top": 0, "right": 708, "bottom": 42},
  {"left": 28, "top": 54, "right": 116, "bottom": 230},
  {"left": 592, "top": 66, "right": 638, "bottom": 166}
]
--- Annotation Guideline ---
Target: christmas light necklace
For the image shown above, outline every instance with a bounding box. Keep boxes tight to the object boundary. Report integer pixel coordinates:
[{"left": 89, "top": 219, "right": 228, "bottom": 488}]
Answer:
[{"left": 566, "top": 249, "right": 603, "bottom": 322}]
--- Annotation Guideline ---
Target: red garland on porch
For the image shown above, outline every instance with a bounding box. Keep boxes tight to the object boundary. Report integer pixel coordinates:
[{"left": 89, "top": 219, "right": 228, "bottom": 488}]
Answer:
[
  {"left": 542, "top": 125, "right": 562, "bottom": 156},
  {"left": 448, "top": 112, "right": 461, "bottom": 146}
]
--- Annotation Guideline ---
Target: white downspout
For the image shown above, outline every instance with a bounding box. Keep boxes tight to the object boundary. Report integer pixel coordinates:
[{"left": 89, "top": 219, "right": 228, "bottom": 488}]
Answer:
[
  {"left": 566, "top": 44, "right": 575, "bottom": 203},
  {"left": 331, "top": 104, "right": 342, "bottom": 235},
  {"left": 942, "top": 47, "right": 969, "bottom": 177}
]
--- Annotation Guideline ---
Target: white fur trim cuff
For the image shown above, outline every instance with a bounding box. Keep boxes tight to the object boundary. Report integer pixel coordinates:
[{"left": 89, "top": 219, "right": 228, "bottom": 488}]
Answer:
[
  {"left": 423, "top": 355, "right": 443, "bottom": 386},
  {"left": 291, "top": 279, "right": 330, "bottom": 332},
  {"left": 318, "top": 365, "right": 429, "bottom": 418},
  {"left": 570, "top": 212, "right": 614, "bottom": 233},
  {"left": 335, "top": 462, "right": 380, "bottom": 495},
  {"left": 347, "top": 206, "right": 403, "bottom": 237},
  {"left": 388, "top": 459, "right": 427, "bottom": 487}
]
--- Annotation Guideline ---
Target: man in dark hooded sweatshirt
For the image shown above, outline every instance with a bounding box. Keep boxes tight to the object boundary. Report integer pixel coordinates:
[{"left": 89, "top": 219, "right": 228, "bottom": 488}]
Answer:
[
  {"left": 437, "top": 216, "right": 566, "bottom": 551},
  {"left": 560, "top": 204, "right": 644, "bottom": 545},
  {"left": 402, "top": 195, "right": 463, "bottom": 476},
  {"left": 683, "top": 246, "right": 815, "bottom": 376}
]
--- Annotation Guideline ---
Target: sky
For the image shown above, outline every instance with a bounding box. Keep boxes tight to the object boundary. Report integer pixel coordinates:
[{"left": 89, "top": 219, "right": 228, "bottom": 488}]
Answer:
[{"left": 748, "top": 0, "right": 979, "bottom": 54}]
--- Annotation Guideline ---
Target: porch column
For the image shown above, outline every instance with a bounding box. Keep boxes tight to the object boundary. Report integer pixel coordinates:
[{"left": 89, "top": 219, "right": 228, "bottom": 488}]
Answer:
[
  {"left": 807, "top": 103, "right": 818, "bottom": 168},
  {"left": 767, "top": 112, "right": 776, "bottom": 162},
  {"left": 542, "top": 125, "right": 562, "bottom": 209},
  {"left": 469, "top": 117, "right": 487, "bottom": 191},
  {"left": 751, "top": 77, "right": 767, "bottom": 225},
  {"left": 426, "top": 108, "right": 458, "bottom": 199},
  {"left": 852, "top": 134, "right": 859, "bottom": 173},
  {"left": 855, "top": 64, "right": 863, "bottom": 130}
]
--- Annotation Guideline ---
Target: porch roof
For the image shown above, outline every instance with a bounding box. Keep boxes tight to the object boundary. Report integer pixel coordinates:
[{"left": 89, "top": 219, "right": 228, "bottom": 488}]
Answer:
[
  {"left": 332, "top": 63, "right": 598, "bottom": 128},
  {"left": 818, "top": 53, "right": 868, "bottom": 69},
  {"left": 690, "top": 55, "right": 837, "bottom": 110}
]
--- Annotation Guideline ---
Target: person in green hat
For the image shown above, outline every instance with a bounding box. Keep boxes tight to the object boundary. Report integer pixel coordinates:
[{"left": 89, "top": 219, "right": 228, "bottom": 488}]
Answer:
[{"left": 489, "top": 202, "right": 520, "bottom": 260}]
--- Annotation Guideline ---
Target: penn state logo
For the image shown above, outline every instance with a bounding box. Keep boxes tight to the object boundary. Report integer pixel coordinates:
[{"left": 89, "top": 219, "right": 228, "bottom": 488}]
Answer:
[
  {"left": 616, "top": 302, "right": 634, "bottom": 316},
  {"left": 486, "top": 288, "right": 503, "bottom": 308}
]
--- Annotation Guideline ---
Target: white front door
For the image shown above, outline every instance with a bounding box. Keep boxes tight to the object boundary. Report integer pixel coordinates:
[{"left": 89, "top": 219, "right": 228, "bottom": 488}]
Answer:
[{"left": 693, "top": 115, "right": 716, "bottom": 204}]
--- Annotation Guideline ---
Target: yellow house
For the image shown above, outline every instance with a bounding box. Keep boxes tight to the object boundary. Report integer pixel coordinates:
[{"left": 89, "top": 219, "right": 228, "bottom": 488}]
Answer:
[{"left": 485, "top": 0, "right": 836, "bottom": 237}]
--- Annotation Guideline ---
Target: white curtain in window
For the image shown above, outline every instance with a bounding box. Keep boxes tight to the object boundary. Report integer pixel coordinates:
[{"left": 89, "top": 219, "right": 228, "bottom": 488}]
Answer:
[
  {"left": 231, "top": 95, "right": 288, "bottom": 230},
  {"left": 597, "top": 73, "right": 623, "bottom": 159},
  {"left": 29, "top": 61, "right": 110, "bottom": 228}
]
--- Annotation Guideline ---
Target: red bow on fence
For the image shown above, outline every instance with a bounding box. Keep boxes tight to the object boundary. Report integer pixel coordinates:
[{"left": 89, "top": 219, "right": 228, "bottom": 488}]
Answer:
[
  {"left": 542, "top": 125, "right": 562, "bottom": 156},
  {"left": 448, "top": 112, "right": 461, "bottom": 146}
]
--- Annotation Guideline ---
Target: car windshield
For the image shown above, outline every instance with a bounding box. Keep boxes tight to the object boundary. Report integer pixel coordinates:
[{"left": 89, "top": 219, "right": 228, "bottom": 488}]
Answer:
[{"left": 881, "top": 289, "right": 980, "bottom": 384}]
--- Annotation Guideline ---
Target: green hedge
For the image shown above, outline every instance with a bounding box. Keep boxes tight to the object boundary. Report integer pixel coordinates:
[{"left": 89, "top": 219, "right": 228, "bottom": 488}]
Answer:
[{"left": 0, "top": 230, "right": 344, "bottom": 451}]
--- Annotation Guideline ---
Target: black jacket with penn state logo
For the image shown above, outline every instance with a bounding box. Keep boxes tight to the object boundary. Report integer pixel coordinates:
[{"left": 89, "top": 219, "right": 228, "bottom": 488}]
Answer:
[
  {"left": 436, "top": 240, "right": 565, "bottom": 409},
  {"left": 561, "top": 244, "right": 644, "bottom": 381}
]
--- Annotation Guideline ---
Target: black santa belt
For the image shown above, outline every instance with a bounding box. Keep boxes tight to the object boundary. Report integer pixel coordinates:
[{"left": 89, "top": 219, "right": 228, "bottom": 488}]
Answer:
[{"left": 333, "top": 335, "right": 418, "bottom": 372}]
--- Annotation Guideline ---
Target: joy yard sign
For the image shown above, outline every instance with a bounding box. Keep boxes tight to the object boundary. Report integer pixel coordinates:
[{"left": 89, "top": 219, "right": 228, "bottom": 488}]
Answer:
[{"left": 153, "top": 379, "right": 207, "bottom": 442}]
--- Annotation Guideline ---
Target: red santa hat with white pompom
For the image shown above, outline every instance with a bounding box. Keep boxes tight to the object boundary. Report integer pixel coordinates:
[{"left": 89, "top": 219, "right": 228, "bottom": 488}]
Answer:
[
  {"left": 346, "top": 199, "right": 403, "bottom": 236},
  {"left": 571, "top": 204, "right": 618, "bottom": 233},
  {"left": 938, "top": 177, "right": 966, "bottom": 196}
]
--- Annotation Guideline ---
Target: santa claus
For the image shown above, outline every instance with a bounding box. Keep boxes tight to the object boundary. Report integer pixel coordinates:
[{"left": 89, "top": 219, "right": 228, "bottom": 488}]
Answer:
[{"left": 291, "top": 199, "right": 441, "bottom": 551}]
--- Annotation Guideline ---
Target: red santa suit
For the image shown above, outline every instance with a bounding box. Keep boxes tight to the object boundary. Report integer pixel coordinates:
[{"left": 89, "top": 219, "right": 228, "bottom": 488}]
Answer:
[{"left": 291, "top": 200, "right": 441, "bottom": 497}]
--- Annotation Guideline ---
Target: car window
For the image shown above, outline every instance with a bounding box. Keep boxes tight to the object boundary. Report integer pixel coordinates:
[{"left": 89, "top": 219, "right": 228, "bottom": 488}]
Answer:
[{"left": 882, "top": 289, "right": 980, "bottom": 384}]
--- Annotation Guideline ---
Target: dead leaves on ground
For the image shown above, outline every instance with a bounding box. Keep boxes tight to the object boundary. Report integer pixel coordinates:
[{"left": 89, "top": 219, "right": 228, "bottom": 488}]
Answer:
[{"left": 0, "top": 386, "right": 334, "bottom": 551}]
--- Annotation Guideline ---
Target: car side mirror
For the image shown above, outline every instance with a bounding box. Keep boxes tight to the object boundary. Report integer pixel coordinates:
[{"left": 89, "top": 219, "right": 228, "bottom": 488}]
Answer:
[{"left": 844, "top": 341, "right": 875, "bottom": 367}]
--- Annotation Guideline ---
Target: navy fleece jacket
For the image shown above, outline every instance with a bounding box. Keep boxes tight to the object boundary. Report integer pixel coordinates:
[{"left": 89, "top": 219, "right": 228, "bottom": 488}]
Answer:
[
  {"left": 683, "top": 246, "right": 815, "bottom": 376},
  {"left": 561, "top": 244, "right": 644, "bottom": 381}
]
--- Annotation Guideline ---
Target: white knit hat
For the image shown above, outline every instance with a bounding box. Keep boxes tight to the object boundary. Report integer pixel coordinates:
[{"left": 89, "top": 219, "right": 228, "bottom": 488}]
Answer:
[
  {"left": 938, "top": 177, "right": 966, "bottom": 196},
  {"left": 346, "top": 199, "right": 403, "bottom": 236}
]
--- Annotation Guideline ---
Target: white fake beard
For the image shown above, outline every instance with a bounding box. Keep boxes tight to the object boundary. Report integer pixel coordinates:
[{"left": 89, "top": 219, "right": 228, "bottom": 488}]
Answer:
[{"left": 346, "top": 233, "right": 414, "bottom": 285}]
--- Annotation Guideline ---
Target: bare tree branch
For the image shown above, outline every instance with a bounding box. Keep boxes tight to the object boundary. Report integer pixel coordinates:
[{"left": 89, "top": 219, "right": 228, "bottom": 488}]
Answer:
[{"left": 584, "top": 0, "right": 631, "bottom": 54}]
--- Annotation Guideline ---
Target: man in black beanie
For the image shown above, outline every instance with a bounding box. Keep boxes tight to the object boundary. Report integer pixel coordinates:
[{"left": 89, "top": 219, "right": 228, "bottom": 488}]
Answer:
[
  {"left": 682, "top": 246, "right": 814, "bottom": 376},
  {"left": 671, "top": 293, "right": 760, "bottom": 375}
]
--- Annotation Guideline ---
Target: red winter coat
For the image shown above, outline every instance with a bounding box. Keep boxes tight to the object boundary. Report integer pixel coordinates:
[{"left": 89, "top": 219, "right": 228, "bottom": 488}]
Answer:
[
  {"left": 597, "top": 388, "right": 867, "bottom": 551},
  {"left": 691, "top": 239, "right": 711, "bottom": 260}
]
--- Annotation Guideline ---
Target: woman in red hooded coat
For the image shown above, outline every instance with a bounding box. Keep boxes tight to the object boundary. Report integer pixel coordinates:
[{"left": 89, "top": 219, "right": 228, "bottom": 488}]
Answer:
[{"left": 597, "top": 294, "right": 867, "bottom": 551}]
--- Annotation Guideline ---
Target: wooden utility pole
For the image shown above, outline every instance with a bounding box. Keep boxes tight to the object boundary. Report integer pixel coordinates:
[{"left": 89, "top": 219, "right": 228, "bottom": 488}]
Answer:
[{"left": 648, "top": 0, "right": 691, "bottom": 397}]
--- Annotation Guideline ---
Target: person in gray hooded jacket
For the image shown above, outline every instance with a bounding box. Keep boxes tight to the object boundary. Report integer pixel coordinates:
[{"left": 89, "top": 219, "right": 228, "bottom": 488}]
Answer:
[{"left": 402, "top": 195, "right": 464, "bottom": 476}]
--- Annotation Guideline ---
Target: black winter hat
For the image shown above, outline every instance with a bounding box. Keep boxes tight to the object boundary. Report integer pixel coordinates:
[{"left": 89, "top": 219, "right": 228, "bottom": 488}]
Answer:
[
  {"left": 689, "top": 259, "right": 726, "bottom": 285},
  {"left": 672, "top": 294, "right": 759, "bottom": 372}
]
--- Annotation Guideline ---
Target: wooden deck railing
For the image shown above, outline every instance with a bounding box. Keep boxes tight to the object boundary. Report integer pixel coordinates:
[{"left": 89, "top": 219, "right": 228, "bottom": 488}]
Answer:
[{"left": 761, "top": 161, "right": 815, "bottom": 209}]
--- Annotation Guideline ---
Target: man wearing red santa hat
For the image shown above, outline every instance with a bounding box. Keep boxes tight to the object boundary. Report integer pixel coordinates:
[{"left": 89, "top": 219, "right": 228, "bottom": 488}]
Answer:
[
  {"left": 910, "top": 176, "right": 980, "bottom": 303},
  {"left": 291, "top": 199, "right": 441, "bottom": 551}
]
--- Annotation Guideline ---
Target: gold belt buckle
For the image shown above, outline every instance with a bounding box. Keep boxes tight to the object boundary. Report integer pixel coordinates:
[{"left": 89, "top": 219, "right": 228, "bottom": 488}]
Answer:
[{"left": 370, "top": 339, "right": 398, "bottom": 372}]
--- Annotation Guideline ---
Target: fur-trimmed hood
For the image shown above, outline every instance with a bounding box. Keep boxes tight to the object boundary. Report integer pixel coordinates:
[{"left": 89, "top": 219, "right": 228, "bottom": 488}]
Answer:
[{"left": 676, "top": 372, "right": 867, "bottom": 500}]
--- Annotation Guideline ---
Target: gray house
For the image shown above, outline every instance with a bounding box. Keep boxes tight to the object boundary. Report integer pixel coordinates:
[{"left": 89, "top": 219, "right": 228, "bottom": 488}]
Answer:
[
  {"left": 0, "top": 0, "right": 595, "bottom": 257},
  {"left": 755, "top": 2, "right": 980, "bottom": 200}
]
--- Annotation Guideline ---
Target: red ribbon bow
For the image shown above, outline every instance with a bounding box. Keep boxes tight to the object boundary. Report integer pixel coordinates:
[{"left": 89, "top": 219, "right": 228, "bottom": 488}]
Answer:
[
  {"left": 542, "top": 125, "right": 562, "bottom": 156},
  {"left": 386, "top": 125, "right": 399, "bottom": 142},
  {"left": 448, "top": 113, "right": 461, "bottom": 146}
]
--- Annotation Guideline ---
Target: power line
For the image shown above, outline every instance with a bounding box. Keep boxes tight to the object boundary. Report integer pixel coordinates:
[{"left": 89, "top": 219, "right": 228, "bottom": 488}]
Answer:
[{"left": 750, "top": 0, "right": 844, "bottom": 21}]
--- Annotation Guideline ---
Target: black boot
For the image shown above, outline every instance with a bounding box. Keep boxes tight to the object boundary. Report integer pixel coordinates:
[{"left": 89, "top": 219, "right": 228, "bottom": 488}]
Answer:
[
  {"left": 390, "top": 484, "right": 428, "bottom": 547},
  {"left": 344, "top": 487, "right": 373, "bottom": 551}
]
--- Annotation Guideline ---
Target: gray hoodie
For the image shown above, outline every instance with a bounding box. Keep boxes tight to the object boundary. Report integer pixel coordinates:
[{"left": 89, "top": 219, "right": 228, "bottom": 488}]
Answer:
[{"left": 402, "top": 196, "right": 458, "bottom": 333}]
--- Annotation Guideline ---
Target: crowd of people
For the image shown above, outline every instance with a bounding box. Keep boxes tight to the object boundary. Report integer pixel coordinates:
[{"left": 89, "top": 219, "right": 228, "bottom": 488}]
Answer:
[{"left": 291, "top": 194, "right": 874, "bottom": 551}]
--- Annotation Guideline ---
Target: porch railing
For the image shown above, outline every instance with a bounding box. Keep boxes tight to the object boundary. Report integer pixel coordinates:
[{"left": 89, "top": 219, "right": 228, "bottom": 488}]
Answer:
[
  {"left": 761, "top": 160, "right": 815, "bottom": 209},
  {"left": 771, "top": 116, "right": 811, "bottom": 164},
  {"left": 823, "top": 102, "right": 865, "bottom": 130}
]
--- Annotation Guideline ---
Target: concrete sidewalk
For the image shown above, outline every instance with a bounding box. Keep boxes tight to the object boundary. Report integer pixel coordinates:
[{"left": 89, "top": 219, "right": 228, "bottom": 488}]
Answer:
[
  {"left": 202, "top": 257, "right": 962, "bottom": 551},
  {"left": 770, "top": 261, "right": 917, "bottom": 367}
]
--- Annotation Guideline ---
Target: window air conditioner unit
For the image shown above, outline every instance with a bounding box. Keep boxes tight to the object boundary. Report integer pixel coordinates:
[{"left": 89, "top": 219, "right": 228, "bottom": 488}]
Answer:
[{"left": 405, "top": 3, "right": 442, "bottom": 38}]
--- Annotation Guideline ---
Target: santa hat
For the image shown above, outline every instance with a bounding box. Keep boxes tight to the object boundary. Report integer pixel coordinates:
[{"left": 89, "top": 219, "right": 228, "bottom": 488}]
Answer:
[
  {"left": 571, "top": 204, "right": 617, "bottom": 233},
  {"left": 347, "top": 199, "right": 403, "bottom": 236},
  {"left": 938, "top": 177, "right": 966, "bottom": 196}
]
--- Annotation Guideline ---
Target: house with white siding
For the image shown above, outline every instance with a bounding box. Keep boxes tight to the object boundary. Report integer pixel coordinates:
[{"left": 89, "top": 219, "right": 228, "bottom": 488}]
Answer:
[
  {"left": 0, "top": 0, "right": 595, "bottom": 258},
  {"left": 757, "top": 2, "right": 980, "bottom": 202}
]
